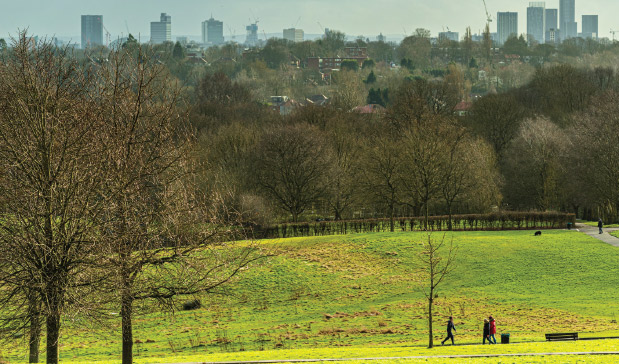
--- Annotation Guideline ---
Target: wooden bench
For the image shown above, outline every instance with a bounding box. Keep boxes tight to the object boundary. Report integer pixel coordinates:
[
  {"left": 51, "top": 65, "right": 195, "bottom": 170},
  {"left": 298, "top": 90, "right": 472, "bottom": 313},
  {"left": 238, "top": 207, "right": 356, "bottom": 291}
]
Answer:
[{"left": 545, "top": 332, "right": 578, "bottom": 341}]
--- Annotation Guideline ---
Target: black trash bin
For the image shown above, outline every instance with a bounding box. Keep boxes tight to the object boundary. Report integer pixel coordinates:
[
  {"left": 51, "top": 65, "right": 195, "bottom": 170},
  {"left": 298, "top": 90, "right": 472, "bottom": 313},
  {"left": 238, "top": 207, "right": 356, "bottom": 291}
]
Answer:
[
  {"left": 567, "top": 222, "right": 573, "bottom": 230},
  {"left": 501, "top": 333, "right": 510, "bottom": 344}
]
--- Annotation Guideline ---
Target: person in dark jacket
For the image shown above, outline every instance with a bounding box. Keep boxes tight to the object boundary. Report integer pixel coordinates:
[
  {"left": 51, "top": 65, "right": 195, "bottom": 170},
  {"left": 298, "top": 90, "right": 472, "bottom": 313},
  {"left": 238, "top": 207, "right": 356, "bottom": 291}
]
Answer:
[
  {"left": 598, "top": 219, "right": 603, "bottom": 234},
  {"left": 483, "top": 318, "right": 491, "bottom": 344},
  {"left": 441, "top": 316, "right": 456, "bottom": 345},
  {"left": 489, "top": 316, "right": 497, "bottom": 344}
]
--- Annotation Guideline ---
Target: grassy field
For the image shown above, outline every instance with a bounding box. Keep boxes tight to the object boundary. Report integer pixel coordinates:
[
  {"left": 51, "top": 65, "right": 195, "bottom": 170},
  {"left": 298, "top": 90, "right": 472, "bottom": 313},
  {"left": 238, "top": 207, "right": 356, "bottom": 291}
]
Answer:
[{"left": 3, "top": 230, "right": 619, "bottom": 363}]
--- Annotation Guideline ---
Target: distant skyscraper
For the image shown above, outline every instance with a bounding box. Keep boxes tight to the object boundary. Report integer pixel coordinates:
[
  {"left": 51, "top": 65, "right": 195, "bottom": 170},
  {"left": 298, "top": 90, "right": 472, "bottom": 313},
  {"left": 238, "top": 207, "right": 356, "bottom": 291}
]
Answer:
[
  {"left": 283, "top": 28, "right": 304, "bottom": 43},
  {"left": 246, "top": 23, "right": 259, "bottom": 47},
  {"left": 438, "top": 31, "right": 459, "bottom": 42},
  {"left": 560, "top": 0, "right": 577, "bottom": 40},
  {"left": 527, "top": 2, "right": 546, "bottom": 44},
  {"left": 151, "top": 13, "right": 171, "bottom": 44},
  {"left": 497, "top": 12, "right": 518, "bottom": 46},
  {"left": 81, "top": 15, "right": 103, "bottom": 49},
  {"left": 545, "top": 9, "right": 558, "bottom": 43},
  {"left": 202, "top": 18, "right": 224, "bottom": 45},
  {"left": 582, "top": 15, "right": 599, "bottom": 39}
]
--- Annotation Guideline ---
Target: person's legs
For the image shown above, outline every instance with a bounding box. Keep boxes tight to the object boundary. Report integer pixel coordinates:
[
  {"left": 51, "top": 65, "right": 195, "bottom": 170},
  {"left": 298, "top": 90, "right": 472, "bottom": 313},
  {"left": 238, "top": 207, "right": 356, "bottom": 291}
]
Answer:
[
  {"left": 491, "top": 334, "right": 497, "bottom": 344},
  {"left": 600, "top": 227, "right": 603, "bottom": 234},
  {"left": 450, "top": 332, "right": 454, "bottom": 344}
]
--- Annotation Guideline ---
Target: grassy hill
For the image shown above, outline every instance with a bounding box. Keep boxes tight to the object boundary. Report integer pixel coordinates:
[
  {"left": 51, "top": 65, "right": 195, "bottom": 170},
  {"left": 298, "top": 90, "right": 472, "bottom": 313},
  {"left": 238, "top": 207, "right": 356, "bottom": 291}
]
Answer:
[{"left": 3, "top": 230, "right": 619, "bottom": 363}]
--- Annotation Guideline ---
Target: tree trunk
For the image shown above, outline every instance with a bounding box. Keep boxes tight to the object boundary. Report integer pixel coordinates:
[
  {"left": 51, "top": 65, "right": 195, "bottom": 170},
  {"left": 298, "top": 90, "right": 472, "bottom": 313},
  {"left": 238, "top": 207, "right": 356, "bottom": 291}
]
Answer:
[
  {"left": 424, "top": 199, "right": 430, "bottom": 231},
  {"left": 447, "top": 203, "right": 453, "bottom": 231},
  {"left": 389, "top": 198, "right": 395, "bottom": 232},
  {"left": 28, "top": 294, "right": 41, "bottom": 364},
  {"left": 46, "top": 313, "right": 60, "bottom": 364},
  {"left": 121, "top": 293, "right": 134, "bottom": 364},
  {"left": 428, "top": 295, "right": 434, "bottom": 348}
]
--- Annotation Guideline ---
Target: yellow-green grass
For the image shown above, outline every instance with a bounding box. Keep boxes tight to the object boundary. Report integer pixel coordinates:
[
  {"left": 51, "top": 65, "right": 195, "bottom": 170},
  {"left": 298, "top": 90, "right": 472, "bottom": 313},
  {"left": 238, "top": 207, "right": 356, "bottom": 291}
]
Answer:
[
  {"left": 581, "top": 221, "right": 619, "bottom": 228},
  {"left": 3, "top": 230, "right": 619, "bottom": 363},
  {"left": 18, "top": 340, "right": 619, "bottom": 364}
]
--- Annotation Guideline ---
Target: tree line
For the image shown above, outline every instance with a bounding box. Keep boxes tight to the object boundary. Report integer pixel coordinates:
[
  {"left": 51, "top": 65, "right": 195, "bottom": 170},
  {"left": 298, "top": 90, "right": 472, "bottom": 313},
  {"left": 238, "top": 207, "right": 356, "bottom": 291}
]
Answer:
[{"left": 0, "top": 33, "right": 261, "bottom": 364}]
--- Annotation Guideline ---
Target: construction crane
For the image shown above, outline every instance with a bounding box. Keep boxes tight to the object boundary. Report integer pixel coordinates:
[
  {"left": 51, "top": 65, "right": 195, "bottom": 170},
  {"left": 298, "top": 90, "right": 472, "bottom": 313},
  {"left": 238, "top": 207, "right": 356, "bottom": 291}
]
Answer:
[
  {"left": 482, "top": 0, "right": 493, "bottom": 24},
  {"left": 102, "top": 24, "right": 111, "bottom": 47},
  {"left": 227, "top": 26, "right": 236, "bottom": 41},
  {"left": 293, "top": 16, "right": 301, "bottom": 28},
  {"left": 611, "top": 29, "right": 618, "bottom": 42}
]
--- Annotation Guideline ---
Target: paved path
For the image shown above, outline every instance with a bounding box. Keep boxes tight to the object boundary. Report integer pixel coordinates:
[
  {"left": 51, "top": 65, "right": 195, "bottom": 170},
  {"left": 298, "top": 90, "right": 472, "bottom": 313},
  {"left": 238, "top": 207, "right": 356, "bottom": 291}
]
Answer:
[
  {"left": 173, "top": 351, "right": 619, "bottom": 364},
  {"left": 574, "top": 223, "right": 619, "bottom": 247}
]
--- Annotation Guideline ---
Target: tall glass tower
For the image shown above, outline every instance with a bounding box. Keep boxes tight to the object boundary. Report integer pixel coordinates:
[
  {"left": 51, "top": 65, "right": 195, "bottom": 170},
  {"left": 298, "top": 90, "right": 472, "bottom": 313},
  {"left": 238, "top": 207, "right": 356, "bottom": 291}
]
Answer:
[
  {"left": 81, "top": 15, "right": 103, "bottom": 49},
  {"left": 497, "top": 12, "right": 518, "bottom": 46},
  {"left": 527, "top": 2, "right": 546, "bottom": 44},
  {"left": 560, "top": 0, "right": 577, "bottom": 40}
]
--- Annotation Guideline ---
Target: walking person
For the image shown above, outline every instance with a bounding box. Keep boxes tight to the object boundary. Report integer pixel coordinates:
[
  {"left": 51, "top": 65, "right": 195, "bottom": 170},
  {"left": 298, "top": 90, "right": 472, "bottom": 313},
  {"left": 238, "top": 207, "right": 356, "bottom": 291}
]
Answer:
[
  {"left": 598, "top": 218, "right": 603, "bottom": 234},
  {"left": 483, "top": 318, "right": 491, "bottom": 344},
  {"left": 441, "top": 316, "right": 456, "bottom": 345},
  {"left": 488, "top": 316, "right": 497, "bottom": 344}
]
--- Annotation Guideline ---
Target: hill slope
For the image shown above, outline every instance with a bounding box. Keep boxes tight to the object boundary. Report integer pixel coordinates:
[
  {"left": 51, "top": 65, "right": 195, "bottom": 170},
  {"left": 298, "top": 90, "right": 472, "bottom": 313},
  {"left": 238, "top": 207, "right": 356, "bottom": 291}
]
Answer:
[{"left": 4, "top": 230, "right": 619, "bottom": 362}]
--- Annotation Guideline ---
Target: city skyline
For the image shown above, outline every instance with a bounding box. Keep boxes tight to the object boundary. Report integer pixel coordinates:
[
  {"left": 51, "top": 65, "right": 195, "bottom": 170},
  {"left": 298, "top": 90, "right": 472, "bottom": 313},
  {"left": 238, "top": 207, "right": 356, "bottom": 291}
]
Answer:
[{"left": 1, "top": 0, "right": 615, "bottom": 42}]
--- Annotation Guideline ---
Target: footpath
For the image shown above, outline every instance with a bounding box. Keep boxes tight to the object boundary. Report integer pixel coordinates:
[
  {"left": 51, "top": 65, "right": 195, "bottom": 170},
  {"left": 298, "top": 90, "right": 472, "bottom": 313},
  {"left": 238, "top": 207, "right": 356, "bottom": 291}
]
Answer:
[
  {"left": 174, "top": 351, "right": 619, "bottom": 364},
  {"left": 574, "top": 223, "right": 619, "bottom": 247}
]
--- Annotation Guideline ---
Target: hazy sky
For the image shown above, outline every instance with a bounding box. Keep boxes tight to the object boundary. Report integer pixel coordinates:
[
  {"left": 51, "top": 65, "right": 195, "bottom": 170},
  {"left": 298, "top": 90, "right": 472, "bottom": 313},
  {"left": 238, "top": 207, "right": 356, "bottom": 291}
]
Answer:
[{"left": 1, "top": 0, "right": 616, "bottom": 41}]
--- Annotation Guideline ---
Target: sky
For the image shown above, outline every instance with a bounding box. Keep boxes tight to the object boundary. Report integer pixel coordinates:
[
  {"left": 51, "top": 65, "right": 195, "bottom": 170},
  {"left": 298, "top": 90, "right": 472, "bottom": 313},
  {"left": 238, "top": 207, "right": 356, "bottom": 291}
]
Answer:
[{"left": 1, "top": 0, "right": 616, "bottom": 42}]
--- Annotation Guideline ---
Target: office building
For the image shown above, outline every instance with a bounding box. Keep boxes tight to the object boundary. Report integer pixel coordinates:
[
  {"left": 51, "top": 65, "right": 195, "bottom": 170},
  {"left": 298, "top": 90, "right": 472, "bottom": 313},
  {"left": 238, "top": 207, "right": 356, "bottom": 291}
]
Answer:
[
  {"left": 560, "top": 0, "right": 577, "bottom": 39},
  {"left": 545, "top": 9, "right": 558, "bottom": 43},
  {"left": 202, "top": 18, "right": 224, "bottom": 45},
  {"left": 527, "top": 2, "right": 545, "bottom": 44},
  {"left": 283, "top": 28, "right": 304, "bottom": 43},
  {"left": 582, "top": 15, "right": 599, "bottom": 39},
  {"left": 151, "top": 13, "right": 172, "bottom": 44},
  {"left": 497, "top": 12, "right": 518, "bottom": 46},
  {"left": 246, "top": 23, "right": 259, "bottom": 47},
  {"left": 438, "top": 31, "right": 459, "bottom": 42},
  {"left": 81, "top": 15, "right": 103, "bottom": 49}
]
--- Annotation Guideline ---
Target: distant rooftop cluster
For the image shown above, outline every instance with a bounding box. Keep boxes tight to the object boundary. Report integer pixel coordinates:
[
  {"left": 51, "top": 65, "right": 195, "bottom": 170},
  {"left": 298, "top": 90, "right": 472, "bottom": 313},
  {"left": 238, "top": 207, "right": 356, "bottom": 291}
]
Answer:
[
  {"left": 497, "top": 0, "right": 599, "bottom": 46},
  {"left": 77, "top": 1, "right": 602, "bottom": 50}
]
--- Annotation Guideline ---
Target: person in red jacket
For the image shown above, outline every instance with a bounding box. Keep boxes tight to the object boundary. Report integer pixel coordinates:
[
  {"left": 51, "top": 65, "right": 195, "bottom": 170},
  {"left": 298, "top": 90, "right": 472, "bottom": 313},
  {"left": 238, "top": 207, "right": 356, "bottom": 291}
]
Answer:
[{"left": 488, "top": 316, "right": 497, "bottom": 344}]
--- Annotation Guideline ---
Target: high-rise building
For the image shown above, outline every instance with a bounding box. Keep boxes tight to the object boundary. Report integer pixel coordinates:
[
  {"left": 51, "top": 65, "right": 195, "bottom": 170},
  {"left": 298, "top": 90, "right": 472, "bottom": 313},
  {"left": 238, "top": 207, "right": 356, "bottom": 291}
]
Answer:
[
  {"left": 497, "top": 12, "right": 518, "bottom": 46},
  {"left": 560, "top": 0, "right": 577, "bottom": 40},
  {"left": 81, "top": 15, "right": 103, "bottom": 49},
  {"left": 438, "top": 31, "right": 459, "bottom": 42},
  {"left": 582, "top": 15, "right": 599, "bottom": 39},
  {"left": 151, "top": 13, "right": 172, "bottom": 44},
  {"left": 527, "top": 2, "right": 546, "bottom": 44},
  {"left": 202, "top": 18, "right": 224, "bottom": 45},
  {"left": 283, "top": 28, "right": 304, "bottom": 43},
  {"left": 545, "top": 9, "right": 558, "bottom": 43},
  {"left": 246, "top": 23, "right": 259, "bottom": 47}
]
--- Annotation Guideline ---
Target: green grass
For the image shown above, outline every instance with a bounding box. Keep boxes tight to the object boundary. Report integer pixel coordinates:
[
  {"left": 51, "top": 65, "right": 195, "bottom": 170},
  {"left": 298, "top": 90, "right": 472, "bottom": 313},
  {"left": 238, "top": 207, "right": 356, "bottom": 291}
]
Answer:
[
  {"left": 3, "top": 230, "right": 619, "bottom": 363},
  {"left": 581, "top": 220, "right": 619, "bottom": 228}
]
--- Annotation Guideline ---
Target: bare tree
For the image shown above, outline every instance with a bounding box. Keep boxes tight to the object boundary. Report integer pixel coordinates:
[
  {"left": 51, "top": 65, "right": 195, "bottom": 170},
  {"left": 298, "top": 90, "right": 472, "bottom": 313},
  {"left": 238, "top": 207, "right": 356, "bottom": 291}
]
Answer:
[
  {"left": 360, "top": 135, "right": 404, "bottom": 231},
  {"left": 503, "top": 117, "right": 569, "bottom": 211},
  {"left": 399, "top": 117, "right": 465, "bottom": 228},
  {"left": 92, "top": 46, "right": 262, "bottom": 364},
  {"left": 418, "top": 233, "right": 457, "bottom": 348},
  {"left": 253, "top": 123, "right": 332, "bottom": 222},
  {"left": 441, "top": 137, "right": 502, "bottom": 228},
  {"left": 569, "top": 90, "right": 619, "bottom": 222},
  {"left": 0, "top": 33, "right": 104, "bottom": 364}
]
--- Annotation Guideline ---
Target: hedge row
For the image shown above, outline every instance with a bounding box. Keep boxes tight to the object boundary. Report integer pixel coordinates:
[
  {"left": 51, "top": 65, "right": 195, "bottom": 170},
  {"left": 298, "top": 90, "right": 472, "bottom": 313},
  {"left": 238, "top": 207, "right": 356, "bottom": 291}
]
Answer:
[{"left": 252, "top": 212, "right": 576, "bottom": 239}]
